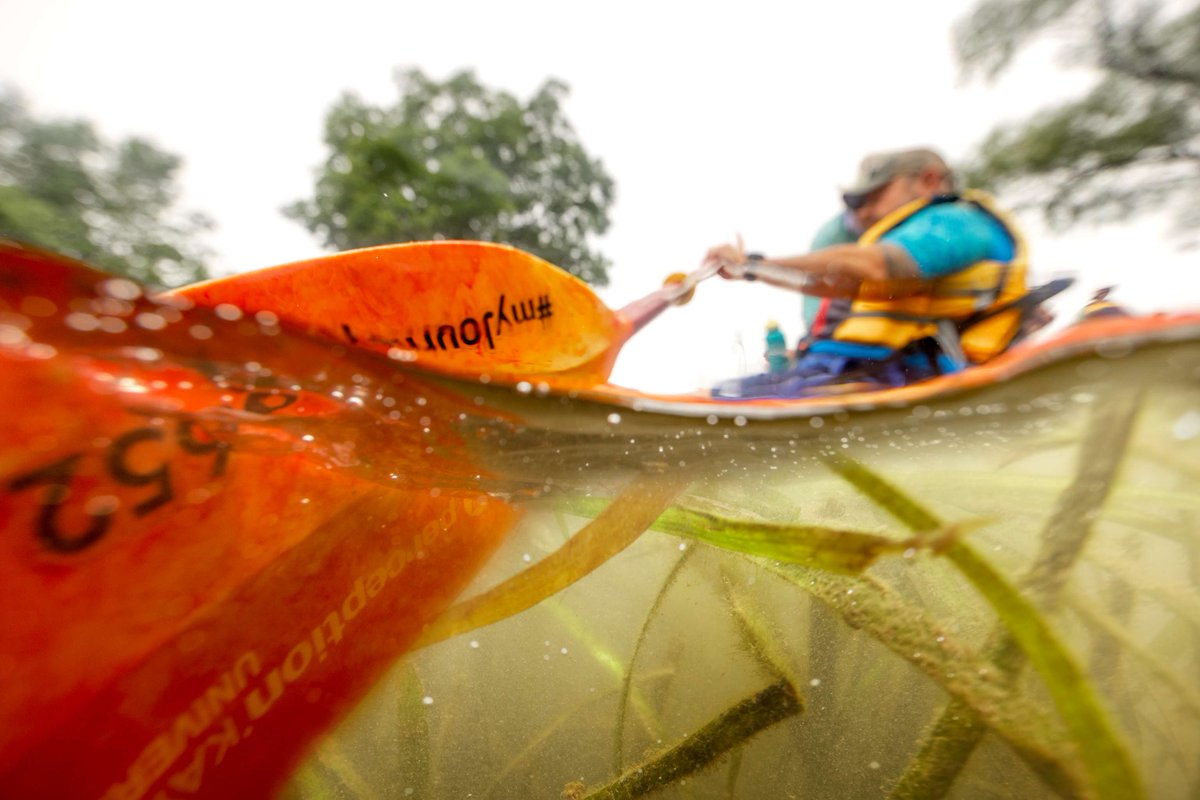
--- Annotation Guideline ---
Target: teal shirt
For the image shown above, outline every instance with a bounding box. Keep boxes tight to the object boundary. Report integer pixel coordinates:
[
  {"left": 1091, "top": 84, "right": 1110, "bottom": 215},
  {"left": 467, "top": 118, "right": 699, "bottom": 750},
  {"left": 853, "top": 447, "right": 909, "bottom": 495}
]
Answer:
[{"left": 880, "top": 202, "right": 1014, "bottom": 278}]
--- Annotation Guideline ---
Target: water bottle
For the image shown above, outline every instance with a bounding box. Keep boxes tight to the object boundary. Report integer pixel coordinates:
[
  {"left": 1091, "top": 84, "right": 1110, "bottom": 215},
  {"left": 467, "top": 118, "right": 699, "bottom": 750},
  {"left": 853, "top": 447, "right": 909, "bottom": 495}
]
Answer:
[{"left": 765, "top": 321, "right": 789, "bottom": 374}]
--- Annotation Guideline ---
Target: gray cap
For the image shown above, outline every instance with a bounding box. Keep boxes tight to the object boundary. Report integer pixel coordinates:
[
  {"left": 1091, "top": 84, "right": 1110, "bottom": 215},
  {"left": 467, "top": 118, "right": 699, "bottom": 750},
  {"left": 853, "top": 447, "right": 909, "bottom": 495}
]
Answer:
[{"left": 841, "top": 147, "right": 952, "bottom": 209}]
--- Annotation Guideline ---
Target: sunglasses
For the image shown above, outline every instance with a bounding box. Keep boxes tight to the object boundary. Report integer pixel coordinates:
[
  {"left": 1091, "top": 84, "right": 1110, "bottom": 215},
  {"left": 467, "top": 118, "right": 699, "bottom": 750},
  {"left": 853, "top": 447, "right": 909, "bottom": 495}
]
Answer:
[{"left": 842, "top": 192, "right": 869, "bottom": 211}]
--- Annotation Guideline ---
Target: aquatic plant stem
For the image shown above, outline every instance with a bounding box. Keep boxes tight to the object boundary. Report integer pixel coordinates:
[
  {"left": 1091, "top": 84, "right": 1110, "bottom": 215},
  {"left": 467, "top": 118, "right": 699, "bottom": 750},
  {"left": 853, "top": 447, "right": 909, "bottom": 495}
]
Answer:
[
  {"left": 1065, "top": 593, "right": 1200, "bottom": 723},
  {"left": 563, "top": 495, "right": 959, "bottom": 574},
  {"left": 413, "top": 472, "right": 691, "bottom": 648},
  {"left": 760, "top": 559, "right": 1084, "bottom": 795},
  {"left": 722, "top": 577, "right": 794, "bottom": 685},
  {"left": 482, "top": 671, "right": 673, "bottom": 800},
  {"left": 580, "top": 680, "right": 801, "bottom": 800},
  {"left": 823, "top": 393, "right": 1144, "bottom": 800},
  {"left": 946, "top": 539, "right": 1145, "bottom": 799},
  {"left": 543, "top": 599, "right": 665, "bottom": 748},
  {"left": 613, "top": 549, "right": 693, "bottom": 772},
  {"left": 893, "top": 392, "right": 1143, "bottom": 799},
  {"left": 586, "top": 508, "right": 1085, "bottom": 791},
  {"left": 719, "top": 580, "right": 796, "bottom": 797}
]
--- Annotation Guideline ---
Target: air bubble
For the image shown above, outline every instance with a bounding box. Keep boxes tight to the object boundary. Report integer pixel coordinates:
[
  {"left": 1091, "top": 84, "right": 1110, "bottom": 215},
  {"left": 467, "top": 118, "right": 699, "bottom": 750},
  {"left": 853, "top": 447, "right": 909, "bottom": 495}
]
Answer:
[
  {"left": 99, "top": 279, "right": 141, "bottom": 301},
  {"left": 0, "top": 325, "right": 27, "bottom": 346},
  {"left": 65, "top": 312, "right": 100, "bottom": 331},
  {"left": 215, "top": 303, "right": 243, "bottom": 321},
  {"left": 1173, "top": 410, "right": 1200, "bottom": 441},
  {"left": 135, "top": 312, "right": 166, "bottom": 330}
]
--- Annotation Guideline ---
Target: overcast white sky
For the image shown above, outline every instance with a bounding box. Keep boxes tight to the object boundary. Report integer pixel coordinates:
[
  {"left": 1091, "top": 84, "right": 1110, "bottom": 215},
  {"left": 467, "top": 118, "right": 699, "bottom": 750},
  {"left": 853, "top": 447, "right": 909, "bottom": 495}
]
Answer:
[{"left": 2, "top": 0, "right": 1195, "bottom": 391}]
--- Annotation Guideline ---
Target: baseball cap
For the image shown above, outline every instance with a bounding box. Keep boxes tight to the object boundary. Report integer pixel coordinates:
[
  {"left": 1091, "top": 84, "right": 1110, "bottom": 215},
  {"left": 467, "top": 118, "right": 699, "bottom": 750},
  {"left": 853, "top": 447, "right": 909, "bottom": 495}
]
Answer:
[{"left": 841, "top": 147, "right": 952, "bottom": 209}]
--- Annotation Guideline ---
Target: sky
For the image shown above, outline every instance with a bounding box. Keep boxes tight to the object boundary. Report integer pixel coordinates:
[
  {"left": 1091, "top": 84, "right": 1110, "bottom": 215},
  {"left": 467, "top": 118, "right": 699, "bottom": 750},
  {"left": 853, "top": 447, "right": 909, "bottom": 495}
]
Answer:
[{"left": 2, "top": 0, "right": 1195, "bottom": 392}]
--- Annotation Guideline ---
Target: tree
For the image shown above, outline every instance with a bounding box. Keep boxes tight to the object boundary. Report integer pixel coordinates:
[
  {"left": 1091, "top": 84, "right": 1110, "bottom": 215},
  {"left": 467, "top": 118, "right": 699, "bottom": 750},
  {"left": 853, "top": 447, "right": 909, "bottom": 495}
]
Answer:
[
  {"left": 0, "top": 89, "right": 214, "bottom": 287},
  {"left": 285, "top": 69, "right": 616, "bottom": 285},
  {"left": 956, "top": 0, "right": 1200, "bottom": 240}
]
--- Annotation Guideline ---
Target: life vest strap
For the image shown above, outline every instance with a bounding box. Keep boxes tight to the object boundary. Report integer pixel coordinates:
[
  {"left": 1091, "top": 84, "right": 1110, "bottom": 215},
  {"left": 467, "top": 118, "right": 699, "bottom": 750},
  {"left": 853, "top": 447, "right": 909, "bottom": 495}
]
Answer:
[{"left": 934, "top": 319, "right": 969, "bottom": 370}]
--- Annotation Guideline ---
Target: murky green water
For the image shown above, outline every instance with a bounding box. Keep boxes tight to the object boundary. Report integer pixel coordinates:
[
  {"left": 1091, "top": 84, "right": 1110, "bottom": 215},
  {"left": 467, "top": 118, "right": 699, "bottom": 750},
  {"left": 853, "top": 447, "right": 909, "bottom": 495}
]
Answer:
[{"left": 282, "top": 340, "right": 1199, "bottom": 799}]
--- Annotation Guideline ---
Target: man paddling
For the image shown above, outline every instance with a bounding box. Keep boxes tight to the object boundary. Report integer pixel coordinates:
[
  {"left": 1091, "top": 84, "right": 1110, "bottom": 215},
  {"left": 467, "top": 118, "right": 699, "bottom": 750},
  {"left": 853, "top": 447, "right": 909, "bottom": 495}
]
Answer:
[{"left": 706, "top": 147, "right": 1030, "bottom": 398}]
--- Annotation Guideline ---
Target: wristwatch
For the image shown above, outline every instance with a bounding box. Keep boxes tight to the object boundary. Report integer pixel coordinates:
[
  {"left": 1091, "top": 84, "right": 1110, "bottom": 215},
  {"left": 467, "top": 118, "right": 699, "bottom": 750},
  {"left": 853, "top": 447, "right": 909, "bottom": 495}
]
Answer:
[{"left": 745, "top": 252, "right": 764, "bottom": 281}]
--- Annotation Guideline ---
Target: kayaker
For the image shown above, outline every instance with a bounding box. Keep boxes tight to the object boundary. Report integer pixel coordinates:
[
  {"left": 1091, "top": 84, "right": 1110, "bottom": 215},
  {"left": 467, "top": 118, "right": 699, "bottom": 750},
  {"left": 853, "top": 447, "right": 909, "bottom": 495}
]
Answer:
[
  {"left": 799, "top": 207, "right": 864, "bottom": 335},
  {"left": 706, "top": 147, "right": 1030, "bottom": 398}
]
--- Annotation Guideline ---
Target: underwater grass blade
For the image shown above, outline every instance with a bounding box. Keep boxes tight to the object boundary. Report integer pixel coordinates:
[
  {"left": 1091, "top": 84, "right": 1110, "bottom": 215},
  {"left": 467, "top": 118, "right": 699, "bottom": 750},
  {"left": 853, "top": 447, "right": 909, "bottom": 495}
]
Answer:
[
  {"left": 282, "top": 742, "right": 381, "bottom": 800},
  {"left": 544, "top": 598, "right": 666, "bottom": 749},
  {"left": 722, "top": 749, "right": 743, "bottom": 800},
  {"left": 283, "top": 660, "right": 430, "bottom": 800},
  {"left": 483, "top": 672, "right": 672, "bottom": 800},
  {"left": 946, "top": 540, "right": 1144, "bottom": 799},
  {"left": 570, "top": 491, "right": 1087, "bottom": 792},
  {"left": 651, "top": 504, "right": 968, "bottom": 573},
  {"left": 613, "top": 549, "right": 693, "bottom": 772},
  {"left": 562, "top": 495, "right": 959, "bottom": 574},
  {"left": 1066, "top": 593, "right": 1200, "bottom": 722},
  {"left": 892, "top": 390, "right": 1142, "bottom": 798},
  {"left": 821, "top": 433, "right": 1145, "bottom": 799},
  {"left": 545, "top": 598, "right": 630, "bottom": 684},
  {"left": 759, "top": 559, "right": 1085, "bottom": 795},
  {"left": 716, "top": 568, "right": 800, "bottom": 798},
  {"left": 414, "top": 473, "right": 690, "bottom": 649},
  {"left": 820, "top": 452, "right": 940, "bottom": 531},
  {"left": 390, "top": 662, "right": 432, "bottom": 799},
  {"left": 1086, "top": 554, "right": 1200, "bottom": 632},
  {"left": 721, "top": 573, "right": 793, "bottom": 685},
  {"left": 1022, "top": 391, "right": 1143, "bottom": 601},
  {"left": 581, "top": 680, "right": 802, "bottom": 800}
]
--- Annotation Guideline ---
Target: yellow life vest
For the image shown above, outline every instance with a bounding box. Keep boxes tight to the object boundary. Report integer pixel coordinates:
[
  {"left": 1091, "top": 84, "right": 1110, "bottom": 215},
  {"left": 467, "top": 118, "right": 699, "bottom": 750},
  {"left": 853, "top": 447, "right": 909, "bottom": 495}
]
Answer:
[{"left": 825, "top": 190, "right": 1029, "bottom": 364}]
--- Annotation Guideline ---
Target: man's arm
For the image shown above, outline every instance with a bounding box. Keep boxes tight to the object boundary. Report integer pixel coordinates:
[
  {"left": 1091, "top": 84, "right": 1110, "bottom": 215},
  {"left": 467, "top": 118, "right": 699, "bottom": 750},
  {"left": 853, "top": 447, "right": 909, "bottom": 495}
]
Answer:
[{"left": 715, "top": 242, "right": 924, "bottom": 298}]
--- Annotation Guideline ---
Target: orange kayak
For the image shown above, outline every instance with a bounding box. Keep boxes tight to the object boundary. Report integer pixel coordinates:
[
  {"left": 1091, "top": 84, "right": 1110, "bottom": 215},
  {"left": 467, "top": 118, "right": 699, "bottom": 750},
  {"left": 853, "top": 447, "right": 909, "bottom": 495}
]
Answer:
[{"left": 2, "top": 240, "right": 1198, "bottom": 799}]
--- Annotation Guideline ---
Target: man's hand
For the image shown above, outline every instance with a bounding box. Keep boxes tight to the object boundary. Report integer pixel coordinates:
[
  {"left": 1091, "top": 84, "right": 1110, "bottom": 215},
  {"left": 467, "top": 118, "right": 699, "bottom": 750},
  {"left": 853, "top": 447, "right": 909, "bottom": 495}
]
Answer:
[{"left": 705, "top": 235, "right": 748, "bottom": 280}]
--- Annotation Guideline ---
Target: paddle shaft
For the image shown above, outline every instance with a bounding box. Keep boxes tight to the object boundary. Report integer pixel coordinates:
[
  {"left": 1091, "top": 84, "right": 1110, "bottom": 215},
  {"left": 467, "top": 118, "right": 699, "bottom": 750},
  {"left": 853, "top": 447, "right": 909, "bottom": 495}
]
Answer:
[
  {"left": 616, "top": 257, "right": 814, "bottom": 337},
  {"left": 617, "top": 260, "right": 723, "bottom": 335}
]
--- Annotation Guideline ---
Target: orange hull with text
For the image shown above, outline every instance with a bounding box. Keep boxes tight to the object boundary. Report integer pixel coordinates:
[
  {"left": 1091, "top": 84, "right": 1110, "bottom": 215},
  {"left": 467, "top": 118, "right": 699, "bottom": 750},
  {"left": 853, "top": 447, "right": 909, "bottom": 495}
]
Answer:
[{"left": 0, "top": 243, "right": 518, "bottom": 798}]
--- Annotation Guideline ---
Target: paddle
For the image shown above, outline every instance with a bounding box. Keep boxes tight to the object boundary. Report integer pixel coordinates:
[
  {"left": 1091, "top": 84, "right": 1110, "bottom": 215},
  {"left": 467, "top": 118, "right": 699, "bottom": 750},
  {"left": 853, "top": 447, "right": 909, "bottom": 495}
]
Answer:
[{"left": 176, "top": 241, "right": 723, "bottom": 387}]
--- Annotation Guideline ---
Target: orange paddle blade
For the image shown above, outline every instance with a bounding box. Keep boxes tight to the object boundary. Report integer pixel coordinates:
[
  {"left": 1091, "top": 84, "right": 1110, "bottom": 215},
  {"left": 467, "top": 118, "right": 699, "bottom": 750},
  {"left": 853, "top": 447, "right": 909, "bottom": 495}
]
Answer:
[
  {"left": 0, "top": 242, "right": 520, "bottom": 798},
  {"left": 177, "top": 240, "right": 631, "bottom": 385}
]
